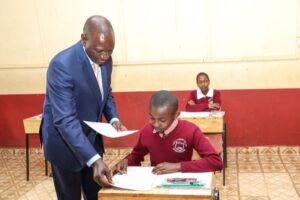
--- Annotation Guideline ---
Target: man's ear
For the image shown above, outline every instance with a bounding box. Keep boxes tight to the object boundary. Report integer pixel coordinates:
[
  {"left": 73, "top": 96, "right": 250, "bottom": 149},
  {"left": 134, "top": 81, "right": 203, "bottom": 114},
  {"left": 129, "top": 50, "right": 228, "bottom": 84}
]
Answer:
[{"left": 81, "top": 34, "right": 87, "bottom": 46}]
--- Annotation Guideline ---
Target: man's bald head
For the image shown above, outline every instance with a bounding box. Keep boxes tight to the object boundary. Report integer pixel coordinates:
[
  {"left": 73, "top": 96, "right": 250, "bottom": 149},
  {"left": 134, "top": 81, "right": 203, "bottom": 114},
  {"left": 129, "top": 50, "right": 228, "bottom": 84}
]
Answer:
[
  {"left": 81, "top": 15, "right": 115, "bottom": 64},
  {"left": 83, "top": 15, "right": 114, "bottom": 38}
]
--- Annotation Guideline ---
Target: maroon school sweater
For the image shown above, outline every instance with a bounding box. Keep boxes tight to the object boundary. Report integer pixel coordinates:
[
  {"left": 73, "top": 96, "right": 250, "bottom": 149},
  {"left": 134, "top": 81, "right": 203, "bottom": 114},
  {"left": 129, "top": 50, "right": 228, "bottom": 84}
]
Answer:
[
  {"left": 127, "top": 120, "right": 223, "bottom": 172},
  {"left": 185, "top": 89, "right": 221, "bottom": 112}
]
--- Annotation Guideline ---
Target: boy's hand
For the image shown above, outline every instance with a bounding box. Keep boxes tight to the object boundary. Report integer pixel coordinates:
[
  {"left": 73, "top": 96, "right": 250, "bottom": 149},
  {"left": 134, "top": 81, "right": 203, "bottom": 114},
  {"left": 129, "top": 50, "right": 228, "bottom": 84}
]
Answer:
[
  {"left": 114, "top": 158, "right": 128, "bottom": 174},
  {"left": 152, "top": 162, "right": 180, "bottom": 174},
  {"left": 208, "top": 100, "right": 214, "bottom": 109},
  {"left": 213, "top": 103, "right": 221, "bottom": 110},
  {"left": 208, "top": 101, "right": 220, "bottom": 110},
  {"left": 188, "top": 100, "right": 196, "bottom": 106}
]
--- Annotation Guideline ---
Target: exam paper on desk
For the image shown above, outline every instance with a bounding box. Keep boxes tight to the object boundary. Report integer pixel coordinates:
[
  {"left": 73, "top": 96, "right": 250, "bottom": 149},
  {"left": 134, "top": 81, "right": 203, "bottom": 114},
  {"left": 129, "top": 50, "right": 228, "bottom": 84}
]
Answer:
[
  {"left": 112, "top": 167, "right": 156, "bottom": 191},
  {"left": 111, "top": 166, "right": 212, "bottom": 192},
  {"left": 84, "top": 121, "right": 138, "bottom": 138}
]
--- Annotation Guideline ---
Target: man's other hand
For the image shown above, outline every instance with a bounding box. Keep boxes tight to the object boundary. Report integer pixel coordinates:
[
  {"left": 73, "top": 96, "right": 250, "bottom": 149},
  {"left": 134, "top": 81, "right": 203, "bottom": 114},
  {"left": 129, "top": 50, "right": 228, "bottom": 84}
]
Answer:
[
  {"left": 112, "top": 121, "right": 127, "bottom": 131},
  {"left": 92, "top": 159, "right": 112, "bottom": 187}
]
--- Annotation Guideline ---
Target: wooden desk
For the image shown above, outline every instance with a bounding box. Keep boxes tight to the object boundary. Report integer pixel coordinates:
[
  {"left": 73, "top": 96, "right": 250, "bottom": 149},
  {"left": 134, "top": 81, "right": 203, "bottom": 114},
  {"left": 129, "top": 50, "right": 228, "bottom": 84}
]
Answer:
[
  {"left": 179, "top": 111, "right": 224, "bottom": 133},
  {"left": 99, "top": 171, "right": 217, "bottom": 200},
  {"left": 23, "top": 114, "right": 47, "bottom": 180},
  {"left": 99, "top": 188, "right": 212, "bottom": 200},
  {"left": 179, "top": 111, "right": 226, "bottom": 186}
]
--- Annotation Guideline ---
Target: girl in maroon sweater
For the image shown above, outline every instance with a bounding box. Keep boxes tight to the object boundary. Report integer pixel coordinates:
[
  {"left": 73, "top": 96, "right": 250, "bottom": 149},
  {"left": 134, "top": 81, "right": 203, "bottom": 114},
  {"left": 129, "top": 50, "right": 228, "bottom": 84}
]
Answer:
[
  {"left": 186, "top": 72, "right": 221, "bottom": 112},
  {"left": 185, "top": 72, "right": 223, "bottom": 154},
  {"left": 114, "top": 90, "right": 223, "bottom": 175}
]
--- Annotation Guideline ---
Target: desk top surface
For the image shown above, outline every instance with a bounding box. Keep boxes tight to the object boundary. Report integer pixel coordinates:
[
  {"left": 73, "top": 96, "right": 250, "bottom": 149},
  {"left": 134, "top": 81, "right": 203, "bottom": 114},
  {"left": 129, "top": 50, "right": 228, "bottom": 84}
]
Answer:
[
  {"left": 99, "top": 167, "right": 213, "bottom": 199},
  {"left": 179, "top": 111, "right": 225, "bottom": 118},
  {"left": 99, "top": 187, "right": 211, "bottom": 198}
]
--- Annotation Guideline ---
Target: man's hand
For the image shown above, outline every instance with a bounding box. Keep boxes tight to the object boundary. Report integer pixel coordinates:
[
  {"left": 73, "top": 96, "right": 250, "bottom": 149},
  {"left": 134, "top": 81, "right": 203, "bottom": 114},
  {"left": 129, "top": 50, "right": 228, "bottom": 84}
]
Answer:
[
  {"left": 112, "top": 121, "right": 127, "bottom": 131},
  {"left": 188, "top": 100, "right": 196, "bottom": 106},
  {"left": 113, "top": 158, "right": 128, "bottom": 175},
  {"left": 152, "top": 162, "right": 181, "bottom": 174},
  {"left": 92, "top": 159, "right": 112, "bottom": 187}
]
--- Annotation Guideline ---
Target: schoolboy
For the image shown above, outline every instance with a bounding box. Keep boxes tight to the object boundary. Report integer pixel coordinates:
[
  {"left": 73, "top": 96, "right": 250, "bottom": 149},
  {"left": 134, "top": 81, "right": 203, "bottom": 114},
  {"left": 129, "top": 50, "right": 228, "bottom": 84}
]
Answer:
[{"left": 115, "top": 90, "right": 223, "bottom": 174}]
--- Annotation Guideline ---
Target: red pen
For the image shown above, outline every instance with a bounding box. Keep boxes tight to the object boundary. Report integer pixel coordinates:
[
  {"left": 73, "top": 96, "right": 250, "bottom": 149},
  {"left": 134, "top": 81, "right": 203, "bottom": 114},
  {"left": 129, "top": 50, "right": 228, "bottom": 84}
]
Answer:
[{"left": 166, "top": 178, "right": 198, "bottom": 183}]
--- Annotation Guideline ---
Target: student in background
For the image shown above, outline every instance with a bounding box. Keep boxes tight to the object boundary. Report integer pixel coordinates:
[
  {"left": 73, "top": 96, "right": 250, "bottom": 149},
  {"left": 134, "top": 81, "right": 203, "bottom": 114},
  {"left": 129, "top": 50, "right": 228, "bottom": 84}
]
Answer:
[
  {"left": 185, "top": 72, "right": 223, "bottom": 154},
  {"left": 114, "top": 90, "right": 223, "bottom": 174},
  {"left": 186, "top": 72, "right": 221, "bottom": 112}
]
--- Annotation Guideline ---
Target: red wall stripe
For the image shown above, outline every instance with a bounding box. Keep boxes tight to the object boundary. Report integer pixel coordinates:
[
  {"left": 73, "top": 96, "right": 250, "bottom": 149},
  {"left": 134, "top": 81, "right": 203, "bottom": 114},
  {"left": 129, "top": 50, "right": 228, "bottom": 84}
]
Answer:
[{"left": 1, "top": 89, "right": 300, "bottom": 148}]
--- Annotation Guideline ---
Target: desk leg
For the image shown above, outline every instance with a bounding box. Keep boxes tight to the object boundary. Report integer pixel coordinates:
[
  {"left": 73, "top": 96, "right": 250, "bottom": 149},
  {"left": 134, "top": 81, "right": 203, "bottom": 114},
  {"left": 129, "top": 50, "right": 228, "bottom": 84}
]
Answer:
[
  {"left": 45, "top": 159, "right": 48, "bottom": 176},
  {"left": 26, "top": 134, "right": 29, "bottom": 181},
  {"left": 224, "top": 123, "right": 227, "bottom": 168},
  {"left": 222, "top": 165, "right": 225, "bottom": 186},
  {"left": 212, "top": 187, "right": 220, "bottom": 200},
  {"left": 222, "top": 123, "right": 227, "bottom": 186}
]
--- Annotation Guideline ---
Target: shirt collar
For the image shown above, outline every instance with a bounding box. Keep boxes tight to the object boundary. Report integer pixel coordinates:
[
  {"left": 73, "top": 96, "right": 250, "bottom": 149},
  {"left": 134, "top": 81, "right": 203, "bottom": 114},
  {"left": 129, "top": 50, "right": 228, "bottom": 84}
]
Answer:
[
  {"left": 82, "top": 46, "right": 95, "bottom": 66},
  {"left": 153, "top": 119, "right": 179, "bottom": 138},
  {"left": 196, "top": 88, "right": 214, "bottom": 99}
]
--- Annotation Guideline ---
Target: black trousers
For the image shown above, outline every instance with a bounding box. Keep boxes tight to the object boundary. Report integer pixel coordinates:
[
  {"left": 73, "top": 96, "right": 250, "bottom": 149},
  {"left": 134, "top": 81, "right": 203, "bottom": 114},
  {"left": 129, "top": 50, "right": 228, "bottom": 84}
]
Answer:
[{"left": 52, "top": 164, "right": 101, "bottom": 200}]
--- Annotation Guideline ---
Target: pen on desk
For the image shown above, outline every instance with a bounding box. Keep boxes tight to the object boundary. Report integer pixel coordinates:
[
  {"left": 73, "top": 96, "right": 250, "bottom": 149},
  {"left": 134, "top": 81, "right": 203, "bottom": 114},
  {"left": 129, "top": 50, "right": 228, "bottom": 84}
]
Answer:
[
  {"left": 166, "top": 178, "right": 198, "bottom": 183},
  {"left": 161, "top": 182, "right": 205, "bottom": 187}
]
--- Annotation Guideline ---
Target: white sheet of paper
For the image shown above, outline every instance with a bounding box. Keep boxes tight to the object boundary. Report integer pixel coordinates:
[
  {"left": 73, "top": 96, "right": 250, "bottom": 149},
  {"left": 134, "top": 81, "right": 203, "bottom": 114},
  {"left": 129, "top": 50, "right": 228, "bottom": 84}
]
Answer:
[
  {"left": 111, "top": 166, "right": 212, "bottom": 193},
  {"left": 84, "top": 121, "right": 138, "bottom": 138},
  {"left": 112, "top": 167, "right": 156, "bottom": 191},
  {"left": 180, "top": 111, "right": 225, "bottom": 118}
]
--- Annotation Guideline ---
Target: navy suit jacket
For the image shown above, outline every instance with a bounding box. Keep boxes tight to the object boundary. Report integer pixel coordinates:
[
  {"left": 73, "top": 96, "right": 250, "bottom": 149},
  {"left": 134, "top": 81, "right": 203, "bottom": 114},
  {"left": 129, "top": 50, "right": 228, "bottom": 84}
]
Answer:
[{"left": 40, "top": 41, "right": 118, "bottom": 171}]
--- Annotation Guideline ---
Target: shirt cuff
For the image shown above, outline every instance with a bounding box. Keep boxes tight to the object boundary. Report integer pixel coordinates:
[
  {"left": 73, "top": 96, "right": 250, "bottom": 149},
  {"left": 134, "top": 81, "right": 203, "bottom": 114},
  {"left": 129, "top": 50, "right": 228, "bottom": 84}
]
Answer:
[
  {"left": 87, "top": 154, "right": 101, "bottom": 167},
  {"left": 109, "top": 118, "right": 119, "bottom": 124}
]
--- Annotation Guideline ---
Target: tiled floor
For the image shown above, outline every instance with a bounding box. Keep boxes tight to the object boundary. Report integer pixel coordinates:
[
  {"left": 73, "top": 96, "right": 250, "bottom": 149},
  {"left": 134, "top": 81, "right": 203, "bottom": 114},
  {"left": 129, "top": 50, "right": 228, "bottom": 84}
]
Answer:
[{"left": 0, "top": 146, "right": 300, "bottom": 200}]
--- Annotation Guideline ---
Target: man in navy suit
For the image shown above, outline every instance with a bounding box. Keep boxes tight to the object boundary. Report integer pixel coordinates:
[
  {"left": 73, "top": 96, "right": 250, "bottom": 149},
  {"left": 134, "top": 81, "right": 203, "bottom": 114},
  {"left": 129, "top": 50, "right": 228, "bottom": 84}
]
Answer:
[{"left": 40, "top": 15, "right": 126, "bottom": 200}]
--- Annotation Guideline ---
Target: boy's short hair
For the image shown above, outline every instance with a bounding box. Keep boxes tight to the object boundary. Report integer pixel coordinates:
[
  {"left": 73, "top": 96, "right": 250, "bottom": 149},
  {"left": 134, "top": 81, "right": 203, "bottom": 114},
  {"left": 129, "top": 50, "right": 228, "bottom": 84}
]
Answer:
[{"left": 150, "top": 90, "right": 178, "bottom": 114}]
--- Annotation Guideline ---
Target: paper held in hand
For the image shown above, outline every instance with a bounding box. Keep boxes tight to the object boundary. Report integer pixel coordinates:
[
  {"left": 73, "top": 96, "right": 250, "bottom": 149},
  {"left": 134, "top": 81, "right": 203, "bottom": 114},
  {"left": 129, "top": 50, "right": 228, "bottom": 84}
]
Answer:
[{"left": 84, "top": 121, "right": 138, "bottom": 138}]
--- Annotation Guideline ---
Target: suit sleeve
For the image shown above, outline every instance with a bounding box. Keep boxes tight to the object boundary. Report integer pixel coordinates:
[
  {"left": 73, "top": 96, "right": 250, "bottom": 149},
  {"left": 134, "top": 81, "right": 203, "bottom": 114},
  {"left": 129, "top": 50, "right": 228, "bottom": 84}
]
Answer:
[
  {"left": 47, "top": 61, "right": 97, "bottom": 165},
  {"left": 180, "top": 128, "right": 223, "bottom": 172}
]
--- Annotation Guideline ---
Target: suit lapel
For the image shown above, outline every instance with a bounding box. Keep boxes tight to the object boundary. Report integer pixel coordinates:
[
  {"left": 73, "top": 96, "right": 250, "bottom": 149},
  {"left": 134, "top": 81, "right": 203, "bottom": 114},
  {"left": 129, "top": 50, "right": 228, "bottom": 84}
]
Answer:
[
  {"left": 83, "top": 61, "right": 103, "bottom": 107},
  {"left": 75, "top": 42, "right": 103, "bottom": 108}
]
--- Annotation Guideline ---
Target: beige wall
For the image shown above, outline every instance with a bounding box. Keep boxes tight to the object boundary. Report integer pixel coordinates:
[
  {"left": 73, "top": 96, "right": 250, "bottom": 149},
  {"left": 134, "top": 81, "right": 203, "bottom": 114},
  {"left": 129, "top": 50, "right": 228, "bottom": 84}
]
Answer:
[{"left": 0, "top": 0, "right": 300, "bottom": 94}]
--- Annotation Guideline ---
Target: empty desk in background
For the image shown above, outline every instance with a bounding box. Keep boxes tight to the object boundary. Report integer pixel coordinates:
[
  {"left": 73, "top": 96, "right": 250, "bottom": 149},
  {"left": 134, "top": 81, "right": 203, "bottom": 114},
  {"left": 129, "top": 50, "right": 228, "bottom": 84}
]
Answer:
[
  {"left": 179, "top": 111, "right": 226, "bottom": 186},
  {"left": 23, "top": 114, "right": 48, "bottom": 181}
]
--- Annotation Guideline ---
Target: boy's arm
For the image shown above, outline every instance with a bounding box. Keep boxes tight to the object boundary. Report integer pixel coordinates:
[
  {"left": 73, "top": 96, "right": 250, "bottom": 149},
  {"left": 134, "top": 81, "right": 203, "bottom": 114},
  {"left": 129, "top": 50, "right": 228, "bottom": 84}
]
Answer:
[
  {"left": 213, "top": 90, "right": 221, "bottom": 105},
  {"left": 152, "top": 162, "right": 181, "bottom": 174},
  {"left": 211, "top": 90, "right": 221, "bottom": 110},
  {"left": 126, "top": 132, "right": 149, "bottom": 166},
  {"left": 180, "top": 128, "right": 223, "bottom": 172},
  {"left": 113, "top": 132, "right": 148, "bottom": 174}
]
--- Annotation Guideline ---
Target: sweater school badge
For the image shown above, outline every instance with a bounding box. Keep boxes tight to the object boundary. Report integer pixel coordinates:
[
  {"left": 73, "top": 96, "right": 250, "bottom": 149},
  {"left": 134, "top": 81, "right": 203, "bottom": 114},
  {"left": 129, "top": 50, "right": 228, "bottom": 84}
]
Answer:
[{"left": 172, "top": 138, "right": 187, "bottom": 153}]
